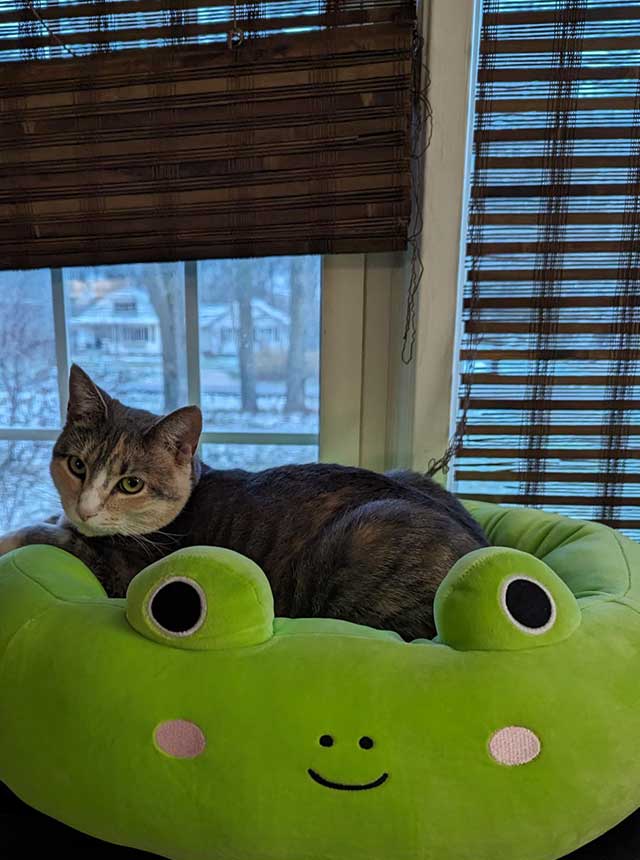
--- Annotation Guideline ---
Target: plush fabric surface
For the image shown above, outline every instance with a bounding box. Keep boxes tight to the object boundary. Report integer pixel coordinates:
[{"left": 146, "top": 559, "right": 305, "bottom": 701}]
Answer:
[{"left": 1, "top": 502, "right": 640, "bottom": 860}]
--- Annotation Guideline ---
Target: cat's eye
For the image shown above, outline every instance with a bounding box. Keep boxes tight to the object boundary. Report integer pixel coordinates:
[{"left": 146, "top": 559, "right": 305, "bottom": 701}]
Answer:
[
  {"left": 118, "top": 476, "right": 145, "bottom": 495},
  {"left": 67, "top": 456, "right": 86, "bottom": 479}
]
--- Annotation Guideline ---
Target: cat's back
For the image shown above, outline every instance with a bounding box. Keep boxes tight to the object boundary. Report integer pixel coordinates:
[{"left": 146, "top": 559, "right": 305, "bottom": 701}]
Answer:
[
  {"left": 188, "top": 461, "right": 483, "bottom": 542},
  {"left": 197, "top": 461, "right": 430, "bottom": 508},
  {"left": 176, "top": 461, "right": 488, "bottom": 640}
]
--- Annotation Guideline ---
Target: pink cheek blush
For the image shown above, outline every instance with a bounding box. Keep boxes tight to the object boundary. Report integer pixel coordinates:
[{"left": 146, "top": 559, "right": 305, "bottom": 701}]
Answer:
[
  {"left": 489, "top": 726, "right": 541, "bottom": 766},
  {"left": 154, "top": 720, "right": 207, "bottom": 759}
]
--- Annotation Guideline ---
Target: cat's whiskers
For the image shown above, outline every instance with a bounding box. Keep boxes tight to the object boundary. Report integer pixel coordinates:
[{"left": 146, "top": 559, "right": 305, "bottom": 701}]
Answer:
[
  {"left": 116, "top": 526, "right": 187, "bottom": 560},
  {"left": 115, "top": 526, "right": 159, "bottom": 560}
]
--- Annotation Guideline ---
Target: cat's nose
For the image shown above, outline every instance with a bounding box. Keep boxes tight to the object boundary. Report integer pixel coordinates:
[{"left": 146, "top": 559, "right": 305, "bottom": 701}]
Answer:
[
  {"left": 77, "top": 502, "right": 100, "bottom": 521},
  {"left": 77, "top": 490, "right": 102, "bottom": 522}
]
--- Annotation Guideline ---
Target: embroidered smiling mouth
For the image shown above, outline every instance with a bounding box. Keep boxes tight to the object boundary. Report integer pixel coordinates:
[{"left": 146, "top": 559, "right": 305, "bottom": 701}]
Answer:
[{"left": 307, "top": 769, "right": 389, "bottom": 791}]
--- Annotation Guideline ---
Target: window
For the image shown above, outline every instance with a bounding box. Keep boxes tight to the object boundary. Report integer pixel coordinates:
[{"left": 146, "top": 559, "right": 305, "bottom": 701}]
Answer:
[
  {"left": 0, "top": 258, "right": 321, "bottom": 531},
  {"left": 114, "top": 300, "right": 137, "bottom": 314},
  {"left": 121, "top": 328, "right": 150, "bottom": 342},
  {"left": 450, "top": 0, "right": 640, "bottom": 541}
]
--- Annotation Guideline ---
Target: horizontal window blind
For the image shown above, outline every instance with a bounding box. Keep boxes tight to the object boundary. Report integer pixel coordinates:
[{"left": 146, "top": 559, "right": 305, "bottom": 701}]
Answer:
[
  {"left": 454, "top": 0, "right": 640, "bottom": 540},
  {"left": 0, "top": 0, "right": 416, "bottom": 269},
  {"left": 0, "top": 0, "right": 412, "bottom": 62}
]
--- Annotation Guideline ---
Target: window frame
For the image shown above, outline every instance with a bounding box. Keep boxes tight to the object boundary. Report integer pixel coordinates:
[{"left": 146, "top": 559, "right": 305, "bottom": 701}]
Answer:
[
  {"left": 1, "top": 262, "right": 320, "bottom": 449},
  {"left": 405, "top": 0, "right": 480, "bottom": 485},
  {"left": 0, "top": 254, "right": 403, "bottom": 469}
]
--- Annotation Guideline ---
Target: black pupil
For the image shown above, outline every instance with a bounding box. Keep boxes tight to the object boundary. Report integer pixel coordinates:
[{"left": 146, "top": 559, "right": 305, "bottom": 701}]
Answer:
[
  {"left": 319, "top": 735, "right": 333, "bottom": 747},
  {"left": 150, "top": 581, "right": 203, "bottom": 634},
  {"left": 359, "top": 736, "right": 374, "bottom": 749},
  {"left": 505, "top": 578, "right": 553, "bottom": 630}
]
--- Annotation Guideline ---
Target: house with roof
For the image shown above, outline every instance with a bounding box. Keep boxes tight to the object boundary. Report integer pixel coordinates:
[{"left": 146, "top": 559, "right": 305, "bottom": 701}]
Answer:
[
  {"left": 69, "top": 286, "right": 290, "bottom": 358},
  {"left": 69, "top": 287, "right": 161, "bottom": 356},
  {"left": 199, "top": 299, "right": 290, "bottom": 357}
]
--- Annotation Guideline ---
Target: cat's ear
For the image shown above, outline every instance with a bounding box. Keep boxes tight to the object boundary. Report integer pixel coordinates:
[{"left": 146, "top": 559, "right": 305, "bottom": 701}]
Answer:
[
  {"left": 150, "top": 406, "right": 202, "bottom": 465},
  {"left": 67, "top": 364, "right": 111, "bottom": 423}
]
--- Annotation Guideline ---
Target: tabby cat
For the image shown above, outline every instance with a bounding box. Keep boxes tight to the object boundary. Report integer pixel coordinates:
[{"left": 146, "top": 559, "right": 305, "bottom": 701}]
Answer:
[{"left": 0, "top": 365, "right": 487, "bottom": 640}]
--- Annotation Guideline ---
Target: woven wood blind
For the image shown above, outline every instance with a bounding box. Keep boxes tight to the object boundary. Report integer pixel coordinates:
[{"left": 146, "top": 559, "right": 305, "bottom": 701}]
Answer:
[
  {"left": 0, "top": 0, "right": 416, "bottom": 269},
  {"left": 454, "top": 0, "right": 640, "bottom": 539}
]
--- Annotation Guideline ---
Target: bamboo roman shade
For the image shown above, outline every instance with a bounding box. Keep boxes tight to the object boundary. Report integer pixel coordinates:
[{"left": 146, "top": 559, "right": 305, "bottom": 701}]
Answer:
[
  {"left": 454, "top": 0, "right": 640, "bottom": 539},
  {"left": 0, "top": 0, "right": 416, "bottom": 269}
]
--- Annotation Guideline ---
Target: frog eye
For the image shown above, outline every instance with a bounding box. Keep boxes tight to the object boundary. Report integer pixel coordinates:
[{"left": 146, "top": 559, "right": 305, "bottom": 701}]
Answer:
[
  {"left": 126, "top": 546, "right": 274, "bottom": 651},
  {"left": 148, "top": 577, "right": 206, "bottom": 637},
  {"left": 501, "top": 575, "right": 556, "bottom": 634},
  {"left": 434, "top": 547, "right": 580, "bottom": 652}
]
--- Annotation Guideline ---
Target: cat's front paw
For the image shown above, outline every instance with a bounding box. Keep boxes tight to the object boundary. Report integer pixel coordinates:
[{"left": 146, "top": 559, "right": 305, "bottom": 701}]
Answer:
[
  {"left": 0, "top": 528, "right": 29, "bottom": 557},
  {"left": 0, "top": 522, "right": 64, "bottom": 558}
]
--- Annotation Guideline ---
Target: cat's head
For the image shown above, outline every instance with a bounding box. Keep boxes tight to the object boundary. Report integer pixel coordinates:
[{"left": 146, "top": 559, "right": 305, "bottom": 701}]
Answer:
[{"left": 51, "top": 365, "right": 202, "bottom": 538}]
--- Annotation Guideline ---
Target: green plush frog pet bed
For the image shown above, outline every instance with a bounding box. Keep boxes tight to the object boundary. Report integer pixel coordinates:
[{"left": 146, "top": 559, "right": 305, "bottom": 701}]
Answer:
[{"left": 1, "top": 500, "right": 640, "bottom": 860}]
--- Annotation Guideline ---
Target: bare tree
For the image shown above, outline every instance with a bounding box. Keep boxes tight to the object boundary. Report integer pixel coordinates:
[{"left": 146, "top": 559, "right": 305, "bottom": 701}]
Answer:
[
  {"left": 145, "top": 263, "right": 188, "bottom": 411},
  {"left": 234, "top": 260, "right": 257, "bottom": 413},
  {"left": 0, "top": 441, "right": 53, "bottom": 531},
  {"left": 0, "top": 278, "right": 58, "bottom": 530},
  {"left": 285, "top": 257, "right": 309, "bottom": 414}
]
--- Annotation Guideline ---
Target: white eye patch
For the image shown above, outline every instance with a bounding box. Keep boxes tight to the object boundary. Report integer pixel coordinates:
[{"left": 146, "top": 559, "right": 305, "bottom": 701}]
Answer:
[{"left": 489, "top": 726, "right": 541, "bottom": 766}]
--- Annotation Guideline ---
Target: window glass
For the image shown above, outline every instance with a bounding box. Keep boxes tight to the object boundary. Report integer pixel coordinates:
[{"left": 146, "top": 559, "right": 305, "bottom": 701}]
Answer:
[
  {"left": 198, "top": 257, "right": 321, "bottom": 438},
  {"left": 202, "top": 443, "right": 317, "bottom": 472},
  {"left": 65, "top": 263, "right": 188, "bottom": 414},
  {"left": 0, "top": 441, "right": 56, "bottom": 530},
  {"left": 0, "top": 270, "right": 59, "bottom": 428}
]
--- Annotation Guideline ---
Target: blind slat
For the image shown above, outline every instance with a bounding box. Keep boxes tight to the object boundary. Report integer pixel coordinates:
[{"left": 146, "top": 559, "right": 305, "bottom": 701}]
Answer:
[
  {"left": 457, "top": 448, "right": 640, "bottom": 461},
  {"left": 475, "top": 127, "right": 640, "bottom": 143},
  {"left": 470, "top": 213, "right": 640, "bottom": 225},
  {"left": 472, "top": 185, "right": 640, "bottom": 199},
  {"left": 465, "top": 399, "right": 640, "bottom": 411},
  {"left": 480, "top": 36, "right": 640, "bottom": 53},
  {"left": 468, "top": 269, "right": 640, "bottom": 282},
  {"left": 0, "top": 148, "right": 402, "bottom": 200},
  {"left": 465, "top": 322, "right": 640, "bottom": 335},
  {"left": 463, "top": 424, "right": 640, "bottom": 437},
  {"left": 479, "top": 156, "right": 639, "bottom": 170},
  {"left": 476, "top": 96, "right": 640, "bottom": 113},
  {"left": 461, "top": 374, "right": 640, "bottom": 387},
  {"left": 468, "top": 241, "right": 640, "bottom": 255},
  {"left": 456, "top": 470, "right": 640, "bottom": 485},
  {"left": 0, "top": 174, "right": 405, "bottom": 222},
  {"left": 483, "top": 6, "right": 640, "bottom": 25},
  {"left": 463, "top": 494, "right": 640, "bottom": 508},
  {"left": 461, "top": 350, "right": 639, "bottom": 360},
  {"left": 479, "top": 67, "right": 640, "bottom": 82},
  {"left": 464, "top": 296, "right": 640, "bottom": 309}
]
